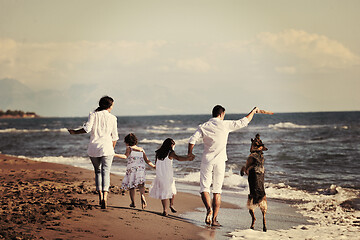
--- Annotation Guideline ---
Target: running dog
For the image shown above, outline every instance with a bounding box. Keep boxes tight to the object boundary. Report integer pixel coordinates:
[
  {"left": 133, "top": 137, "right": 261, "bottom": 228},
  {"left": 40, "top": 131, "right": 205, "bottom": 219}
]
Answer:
[{"left": 241, "top": 133, "right": 268, "bottom": 232}]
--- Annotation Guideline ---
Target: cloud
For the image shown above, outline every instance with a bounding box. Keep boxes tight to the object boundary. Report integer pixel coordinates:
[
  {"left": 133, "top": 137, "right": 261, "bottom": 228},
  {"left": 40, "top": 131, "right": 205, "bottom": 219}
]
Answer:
[
  {"left": 0, "top": 39, "right": 17, "bottom": 70},
  {"left": 275, "top": 66, "right": 297, "bottom": 74},
  {"left": 1, "top": 30, "right": 359, "bottom": 116},
  {"left": 0, "top": 38, "right": 168, "bottom": 89},
  {"left": 176, "top": 58, "right": 211, "bottom": 72},
  {"left": 2, "top": 29, "right": 358, "bottom": 91},
  {"left": 257, "top": 29, "right": 360, "bottom": 69}
]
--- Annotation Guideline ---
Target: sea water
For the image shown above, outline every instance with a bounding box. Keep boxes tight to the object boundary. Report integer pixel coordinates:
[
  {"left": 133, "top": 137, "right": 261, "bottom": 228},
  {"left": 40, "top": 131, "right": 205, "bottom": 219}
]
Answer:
[{"left": 0, "top": 112, "right": 359, "bottom": 239}]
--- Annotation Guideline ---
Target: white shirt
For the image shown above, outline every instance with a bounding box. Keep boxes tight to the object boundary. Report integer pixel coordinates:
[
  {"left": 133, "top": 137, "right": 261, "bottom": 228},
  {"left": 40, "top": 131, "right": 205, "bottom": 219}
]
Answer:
[
  {"left": 83, "top": 110, "right": 119, "bottom": 157},
  {"left": 189, "top": 117, "right": 249, "bottom": 164}
]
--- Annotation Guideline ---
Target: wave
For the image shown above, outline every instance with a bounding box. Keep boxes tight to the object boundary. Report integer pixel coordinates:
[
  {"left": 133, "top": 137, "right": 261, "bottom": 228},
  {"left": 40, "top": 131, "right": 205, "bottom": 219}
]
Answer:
[
  {"left": 31, "top": 156, "right": 92, "bottom": 167},
  {"left": 176, "top": 171, "right": 200, "bottom": 183},
  {"left": 335, "top": 125, "right": 349, "bottom": 130},
  {"left": 30, "top": 155, "right": 128, "bottom": 177},
  {"left": 0, "top": 128, "right": 69, "bottom": 133},
  {"left": 176, "top": 166, "right": 360, "bottom": 240},
  {"left": 165, "top": 120, "right": 182, "bottom": 124},
  {"left": 145, "top": 125, "right": 197, "bottom": 134},
  {"left": 268, "top": 122, "right": 323, "bottom": 130},
  {"left": 231, "top": 183, "right": 360, "bottom": 239},
  {"left": 140, "top": 137, "right": 190, "bottom": 145},
  {"left": 176, "top": 168, "right": 248, "bottom": 191},
  {"left": 223, "top": 168, "right": 248, "bottom": 189},
  {"left": 139, "top": 138, "right": 164, "bottom": 145}
]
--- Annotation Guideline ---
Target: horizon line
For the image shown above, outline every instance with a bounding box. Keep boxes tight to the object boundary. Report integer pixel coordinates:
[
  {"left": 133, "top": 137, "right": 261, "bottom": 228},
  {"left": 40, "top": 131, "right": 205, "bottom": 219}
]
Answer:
[{"left": 32, "top": 110, "right": 360, "bottom": 118}]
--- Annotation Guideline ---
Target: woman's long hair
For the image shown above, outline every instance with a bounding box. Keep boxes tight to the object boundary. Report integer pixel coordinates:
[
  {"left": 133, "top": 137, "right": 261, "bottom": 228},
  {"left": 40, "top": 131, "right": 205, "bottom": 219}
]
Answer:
[
  {"left": 155, "top": 138, "right": 175, "bottom": 160},
  {"left": 95, "top": 96, "right": 114, "bottom": 112}
]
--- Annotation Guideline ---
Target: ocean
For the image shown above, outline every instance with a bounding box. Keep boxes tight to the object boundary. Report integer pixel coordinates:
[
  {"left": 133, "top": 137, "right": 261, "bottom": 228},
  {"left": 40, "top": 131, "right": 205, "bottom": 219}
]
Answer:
[{"left": 0, "top": 112, "right": 359, "bottom": 239}]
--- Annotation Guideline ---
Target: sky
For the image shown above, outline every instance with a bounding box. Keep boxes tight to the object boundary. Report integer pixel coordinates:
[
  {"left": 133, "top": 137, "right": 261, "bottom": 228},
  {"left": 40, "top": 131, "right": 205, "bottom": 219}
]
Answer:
[{"left": 0, "top": 0, "right": 359, "bottom": 117}]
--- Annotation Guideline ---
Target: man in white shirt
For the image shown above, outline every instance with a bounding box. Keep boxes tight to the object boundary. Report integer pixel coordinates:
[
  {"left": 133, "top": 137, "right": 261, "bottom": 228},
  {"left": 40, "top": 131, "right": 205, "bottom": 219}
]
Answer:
[{"left": 188, "top": 105, "right": 259, "bottom": 226}]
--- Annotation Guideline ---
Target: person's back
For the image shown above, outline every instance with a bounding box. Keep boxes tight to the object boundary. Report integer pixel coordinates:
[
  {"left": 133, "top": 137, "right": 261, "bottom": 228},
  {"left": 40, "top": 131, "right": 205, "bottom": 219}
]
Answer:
[
  {"left": 86, "top": 110, "right": 117, "bottom": 157},
  {"left": 90, "top": 110, "right": 117, "bottom": 141},
  {"left": 127, "top": 148, "right": 145, "bottom": 168},
  {"left": 191, "top": 117, "right": 249, "bottom": 164},
  {"left": 155, "top": 155, "right": 173, "bottom": 180},
  {"left": 197, "top": 118, "right": 230, "bottom": 163}
]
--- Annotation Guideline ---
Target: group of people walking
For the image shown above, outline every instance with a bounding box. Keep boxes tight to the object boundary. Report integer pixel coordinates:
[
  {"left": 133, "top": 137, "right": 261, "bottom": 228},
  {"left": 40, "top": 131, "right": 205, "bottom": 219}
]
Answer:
[{"left": 68, "top": 95, "right": 263, "bottom": 226}]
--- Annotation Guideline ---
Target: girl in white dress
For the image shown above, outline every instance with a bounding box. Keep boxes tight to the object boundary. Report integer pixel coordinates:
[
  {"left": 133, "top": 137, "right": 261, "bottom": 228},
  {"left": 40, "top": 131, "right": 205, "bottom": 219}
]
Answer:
[
  {"left": 115, "top": 133, "right": 155, "bottom": 209},
  {"left": 149, "top": 138, "right": 194, "bottom": 216}
]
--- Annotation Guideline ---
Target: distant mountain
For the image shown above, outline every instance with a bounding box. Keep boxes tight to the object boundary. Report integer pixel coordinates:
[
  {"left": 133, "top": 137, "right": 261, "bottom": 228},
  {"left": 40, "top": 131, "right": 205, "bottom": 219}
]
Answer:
[
  {"left": 0, "top": 78, "right": 198, "bottom": 117},
  {"left": 0, "top": 78, "right": 101, "bottom": 117},
  {"left": 0, "top": 78, "right": 37, "bottom": 112}
]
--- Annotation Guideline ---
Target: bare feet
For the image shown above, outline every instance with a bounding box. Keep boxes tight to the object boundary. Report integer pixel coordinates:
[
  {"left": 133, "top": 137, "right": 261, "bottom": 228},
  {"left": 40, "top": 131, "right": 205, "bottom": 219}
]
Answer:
[
  {"left": 162, "top": 211, "right": 168, "bottom": 216},
  {"left": 211, "top": 220, "right": 221, "bottom": 227},
  {"left": 205, "top": 209, "right": 212, "bottom": 225},
  {"left": 98, "top": 191, "right": 104, "bottom": 206},
  {"left": 129, "top": 203, "right": 136, "bottom": 208},
  {"left": 170, "top": 206, "right": 177, "bottom": 213},
  {"left": 101, "top": 191, "right": 108, "bottom": 209},
  {"left": 101, "top": 200, "right": 107, "bottom": 209},
  {"left": 141, "top": 195, "right": 147, "bottom": 210}
]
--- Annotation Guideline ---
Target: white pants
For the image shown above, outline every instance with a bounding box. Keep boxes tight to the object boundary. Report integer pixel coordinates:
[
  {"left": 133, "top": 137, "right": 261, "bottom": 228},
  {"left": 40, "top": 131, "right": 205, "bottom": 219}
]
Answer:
[{"left": 200, "top": 160, "right": 226, "bottom": 194}]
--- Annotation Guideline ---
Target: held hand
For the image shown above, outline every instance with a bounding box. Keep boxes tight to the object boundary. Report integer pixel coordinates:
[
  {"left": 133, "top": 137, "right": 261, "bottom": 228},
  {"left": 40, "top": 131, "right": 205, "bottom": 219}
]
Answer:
[
  {"left": 188, "top": 153, "right": 195, "bottom": 161},
  {"left": 114, "top": 154, "right": 127, "bottom": 159}
]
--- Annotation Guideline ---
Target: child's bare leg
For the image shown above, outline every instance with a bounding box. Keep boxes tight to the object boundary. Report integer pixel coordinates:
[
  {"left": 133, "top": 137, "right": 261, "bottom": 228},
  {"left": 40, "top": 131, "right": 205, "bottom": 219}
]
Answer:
[
  {"left": 139, "top": 184, "right": 147, "bottom": 209},
  {"left": 129, "top": 188, "right": 136, "bottom": 207},
  {"left": 170, "top": 195, "right": 177, "bottom": 213},
  {"left": 161, "top": 199, "right": 169, "bottom": 216}
]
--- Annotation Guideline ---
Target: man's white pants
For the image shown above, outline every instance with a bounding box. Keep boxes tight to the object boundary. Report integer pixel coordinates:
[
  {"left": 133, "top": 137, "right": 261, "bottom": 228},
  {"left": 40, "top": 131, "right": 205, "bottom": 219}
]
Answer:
[{"left": 200, "top": 160, "right": 226, "bottom": 194}]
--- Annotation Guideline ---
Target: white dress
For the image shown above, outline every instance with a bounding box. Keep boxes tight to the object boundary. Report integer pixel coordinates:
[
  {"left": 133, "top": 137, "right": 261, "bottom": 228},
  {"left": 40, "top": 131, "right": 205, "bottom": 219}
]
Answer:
[
  {"left": 149, "top": 155, "right": 177, "bottom": 200},
  {"left": 121, "top": 149, "right": 146, "bottom": 190}
]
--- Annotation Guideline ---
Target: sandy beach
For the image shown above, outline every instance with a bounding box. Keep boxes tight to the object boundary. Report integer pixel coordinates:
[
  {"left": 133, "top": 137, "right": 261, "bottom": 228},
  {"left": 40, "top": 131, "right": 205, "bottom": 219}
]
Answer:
[
  {"left": 2, "top": 153, "right": 357, "bottom": 240},
  {"left": 0, "top": 154, "right": 240, "bottom": 240},
  {"left": 0, "top": 153, "right": 316, "bottom": 240}
]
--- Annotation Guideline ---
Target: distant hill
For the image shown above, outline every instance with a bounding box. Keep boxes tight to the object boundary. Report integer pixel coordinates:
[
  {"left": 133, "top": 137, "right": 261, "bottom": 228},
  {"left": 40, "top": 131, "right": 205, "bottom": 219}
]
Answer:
[
  {"left": 0, "top": 78, "right": 102, "bottom": 117},
  {"left": 0, "top": 78, "right": 37, "bottom": 113}
]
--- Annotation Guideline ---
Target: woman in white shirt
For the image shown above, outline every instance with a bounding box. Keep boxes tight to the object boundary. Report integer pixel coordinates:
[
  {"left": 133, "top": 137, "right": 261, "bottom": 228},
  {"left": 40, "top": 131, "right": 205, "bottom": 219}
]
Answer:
[{"left": 68, "top": 96, "right": 119, "bottom": 209}]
